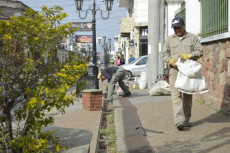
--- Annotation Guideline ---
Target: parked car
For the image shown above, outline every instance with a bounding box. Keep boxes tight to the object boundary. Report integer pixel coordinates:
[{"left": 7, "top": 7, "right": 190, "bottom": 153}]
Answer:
[{"left": 121, "top": 55, "right": 148, "bottom": 80}]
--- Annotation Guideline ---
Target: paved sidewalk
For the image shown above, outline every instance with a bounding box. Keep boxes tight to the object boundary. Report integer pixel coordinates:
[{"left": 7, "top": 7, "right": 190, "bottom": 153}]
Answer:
[
  {"left": 114, "top": 88, "right": 230, "bottom": 153},
  {"left": 44, "top": 80, "right": 230, "bottom": 153},
  {"left": 45, "top": 96, "right": 101, "bottom": 153},
  {"left": 44, "top": 83, "right": 109, "bottom": 153}
]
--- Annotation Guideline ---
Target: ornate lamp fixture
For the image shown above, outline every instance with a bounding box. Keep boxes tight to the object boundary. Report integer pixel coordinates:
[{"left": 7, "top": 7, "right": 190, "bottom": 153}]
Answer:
[
  {"left": 74, "top": 0, "right": 114, "bottom": 19},
  {"left": 105, "top": 0, "right": 114, "bottom": 11},
  {"left": 75, "top": 0, "right": 83, "bottom": 10}
]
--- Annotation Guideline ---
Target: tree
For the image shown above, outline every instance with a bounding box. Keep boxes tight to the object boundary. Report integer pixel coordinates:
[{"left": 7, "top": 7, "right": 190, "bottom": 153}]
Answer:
[{"left": 0, "top": 6, "right": 88, "bottom": 152}]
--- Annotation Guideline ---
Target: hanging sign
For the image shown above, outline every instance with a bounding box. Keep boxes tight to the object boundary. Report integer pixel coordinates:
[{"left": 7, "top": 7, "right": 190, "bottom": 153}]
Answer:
[
  {"left": 70, "top": 22, "right": 93, "bottom": 31},
  {"left": 76, "top": 35, "right": 93, "bottom": 43}
]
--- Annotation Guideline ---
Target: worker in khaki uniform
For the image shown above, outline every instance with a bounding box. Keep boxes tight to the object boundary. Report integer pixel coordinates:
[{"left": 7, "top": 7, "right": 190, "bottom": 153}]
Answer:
[
  {"left": 98, "top": 66, "right": 131, "bottom": 103},
  {"left": 162, "top": 17, "right": 203, "bottom": 131}
]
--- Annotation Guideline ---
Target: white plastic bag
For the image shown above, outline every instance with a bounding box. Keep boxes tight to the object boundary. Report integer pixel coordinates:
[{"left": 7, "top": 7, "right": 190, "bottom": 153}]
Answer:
[
  {"left": 116, "top": 81, "right": 129, "bottom": 96},
  {"left": 174, "top": 58, "right": 208, "bottom": 94},
  {"left": 133, "top": 77, "right": 140, "bottom": 89},
  {"left": 149, "top": 80, "right": 171, "bottom": 96},
  {"left": 139, "top": 71, "right": 148, "bottom": 89}
]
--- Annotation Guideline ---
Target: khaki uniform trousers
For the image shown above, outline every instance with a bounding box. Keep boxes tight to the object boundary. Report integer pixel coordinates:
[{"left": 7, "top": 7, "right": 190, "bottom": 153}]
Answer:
[
  {"left": 107, "top": 67, "right": 129, "bottom": 101},
  {"left": 169, "top": 68, "right": 192, "bottom": 125}
]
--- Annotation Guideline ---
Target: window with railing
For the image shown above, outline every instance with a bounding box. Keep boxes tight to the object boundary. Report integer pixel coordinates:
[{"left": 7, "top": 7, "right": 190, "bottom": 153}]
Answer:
[{"left": 201, "top": 0, "right": 228, "bottom": 38}]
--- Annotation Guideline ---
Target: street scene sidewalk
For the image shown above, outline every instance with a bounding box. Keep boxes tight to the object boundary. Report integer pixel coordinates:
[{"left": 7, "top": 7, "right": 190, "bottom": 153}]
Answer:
[
  {"left": 114, "top": 84, "right": 230, "bottom": 153},
  {"left": 47, "top": 81, "right": 230, "bottom": 153},
  {"left": 45, "top": 96, "right": 101, "bottom": 153}
]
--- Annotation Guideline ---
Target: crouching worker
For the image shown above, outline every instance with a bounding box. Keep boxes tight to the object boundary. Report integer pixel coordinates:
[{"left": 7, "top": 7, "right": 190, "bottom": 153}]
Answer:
[{"left": 98, "top": 66, "right": 132, "bottom": 103}]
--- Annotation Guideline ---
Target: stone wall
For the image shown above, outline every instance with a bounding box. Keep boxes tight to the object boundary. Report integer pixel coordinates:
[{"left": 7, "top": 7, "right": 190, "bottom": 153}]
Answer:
[
  {"left": 120, "top": 17, "right": 134, "bottom": 33},
  {"left": 194, "top": 40, "right": 230, "bottom": 113},
  {"left": 134, "top": 27, "right": 140, "bottom": 57}
]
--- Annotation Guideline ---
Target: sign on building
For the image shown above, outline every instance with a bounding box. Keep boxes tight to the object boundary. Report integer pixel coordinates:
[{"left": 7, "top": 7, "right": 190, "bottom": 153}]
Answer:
[
  {"left": 70, "top": 22, "right": 93, "bottom": 31},
  {"left": 76, "top": 35, "right": 93, "bottom": 43}
]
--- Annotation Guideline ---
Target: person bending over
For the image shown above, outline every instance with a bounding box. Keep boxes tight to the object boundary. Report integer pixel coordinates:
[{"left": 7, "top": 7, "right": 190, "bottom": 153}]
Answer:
[{"left": 98, "top": 66, "right": 132, "bottom": 103}]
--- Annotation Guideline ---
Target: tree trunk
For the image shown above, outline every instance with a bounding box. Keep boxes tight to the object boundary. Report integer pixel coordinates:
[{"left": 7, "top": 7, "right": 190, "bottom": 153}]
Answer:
[{"left": 4, "top": 105, "right": 13, "bottom": 140}]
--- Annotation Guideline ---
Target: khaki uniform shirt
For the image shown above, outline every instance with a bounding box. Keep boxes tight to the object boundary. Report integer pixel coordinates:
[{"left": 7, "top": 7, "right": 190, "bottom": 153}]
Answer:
[{"left": 162, "top": 32, "right": 203, "bottom": 62}]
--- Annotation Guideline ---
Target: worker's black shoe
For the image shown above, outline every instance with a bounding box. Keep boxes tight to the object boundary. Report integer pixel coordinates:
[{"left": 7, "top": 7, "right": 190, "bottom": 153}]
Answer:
[
  {"left": 184, "top": 121, "right": 192, "bottom": 127},
  {"left": 176, "top": 121, "right": 184, "bottom": 131},
  {"left": 123, "top": 92, "right": 132, "bottom": 97}
]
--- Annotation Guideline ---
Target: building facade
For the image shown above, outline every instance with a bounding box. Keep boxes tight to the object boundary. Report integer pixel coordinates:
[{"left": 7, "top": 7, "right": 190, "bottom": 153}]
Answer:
[
  {"left": 118, "top": 0, "right": 230, "bottom": 113},
  {"left": 118, "top": 0, "right": 148, "bottom": 63},
  {"left": 0, "top": 0, "right": 29, "bottom": 20}
]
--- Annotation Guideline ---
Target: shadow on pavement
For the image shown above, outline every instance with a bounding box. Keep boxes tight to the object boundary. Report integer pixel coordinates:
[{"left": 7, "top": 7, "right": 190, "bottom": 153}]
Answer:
[
  {"left": 154, "top": 127, "right": 230, "bottom": 153},
  {"left": 192, "top": 112, "right": 230, "bottom": 127},
  {"left": 43, "top": 126, "right": 92, "bottom": 153},
  {"left": 153, "top": 139, "right": 200, "bottom": 153},
  {"left": 152, "top": 112, "right": 230, "bottom": 153},
  {"left": 153, "top": 127, "right": 230, "bottom": 153},
  {"left": 197, "top": 127, "right": 230, "bottom": 153}
]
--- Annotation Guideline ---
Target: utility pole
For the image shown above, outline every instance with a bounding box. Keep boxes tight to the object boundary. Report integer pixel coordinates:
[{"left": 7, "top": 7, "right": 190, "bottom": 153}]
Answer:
[
  {"left": 148, "top": 0, "right": 160, "bottom": 88},
  {"left": 159, "top": 0, "right": 165, "bottom": 75},
  {"left": 75, "top": 0, "right": 114, "bottom": 89}
]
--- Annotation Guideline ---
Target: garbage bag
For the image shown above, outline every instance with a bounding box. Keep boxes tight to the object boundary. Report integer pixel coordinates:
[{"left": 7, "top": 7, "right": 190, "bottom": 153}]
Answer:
[
  {"left": 149, "top": 80, "right": 171, "bottom": 96},
  {"left": 139, "top": 71, "right": 148, "bottom": 89},
  {"left": 133, "top": 77, "right": 140, "bottom": 89},
  {"left": 176, "top": 58, "right": 202, "bottom": 78},
  {"left": 174, "top": 58, "right": 208, "bottom": 94}
]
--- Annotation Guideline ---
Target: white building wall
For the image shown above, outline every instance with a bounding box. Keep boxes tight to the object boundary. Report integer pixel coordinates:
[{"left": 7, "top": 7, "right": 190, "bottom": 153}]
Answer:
[
  {"left": 186, "top": 0, "right": 201, "bottom": 35},
  {"left": 114, "top": 41, "right": 119, "bottom": 56},
  {"left": 166, "top": 3, "right": 182, "bottom": 36},
  {"left": 134, "top": 0, "right": 148, "bottom": 23}
]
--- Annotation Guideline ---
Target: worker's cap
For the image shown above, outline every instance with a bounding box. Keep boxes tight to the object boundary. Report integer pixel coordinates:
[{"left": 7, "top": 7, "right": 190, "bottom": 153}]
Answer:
[
  {"left": 171, "top": 17, "right": 184, "bottom": 28},
  {"left": 98, "top": 72, "right": 103, "bottom": 82}
]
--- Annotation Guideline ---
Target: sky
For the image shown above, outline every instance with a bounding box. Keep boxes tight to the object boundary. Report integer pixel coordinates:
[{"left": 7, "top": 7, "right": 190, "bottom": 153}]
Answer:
[{"left": 20, "top": 0, "right": 127, "bottom": 53}]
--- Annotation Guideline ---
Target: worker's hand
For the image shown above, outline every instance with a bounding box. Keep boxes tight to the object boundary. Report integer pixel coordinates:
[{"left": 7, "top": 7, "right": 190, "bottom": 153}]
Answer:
[
  {"left": 180, "top": 53, "right": 192, "bottom": 60},
  {"left": 169, "top": 58, "right": 177, "bottom": 68}
]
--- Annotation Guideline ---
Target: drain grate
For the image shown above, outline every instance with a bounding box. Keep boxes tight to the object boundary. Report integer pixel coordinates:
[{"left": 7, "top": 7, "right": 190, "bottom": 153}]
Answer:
[{"left": 118, "top": 98, "right": 155, "bottom": 153}]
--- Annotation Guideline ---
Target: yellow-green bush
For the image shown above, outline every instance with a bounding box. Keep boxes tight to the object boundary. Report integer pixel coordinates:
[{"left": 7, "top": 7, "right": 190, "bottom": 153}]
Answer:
[{"left": 0, "top": 6, "right": 87, "bottom": 153}]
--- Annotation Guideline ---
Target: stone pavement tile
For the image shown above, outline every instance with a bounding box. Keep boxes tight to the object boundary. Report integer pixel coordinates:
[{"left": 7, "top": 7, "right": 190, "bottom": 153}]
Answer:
[
  {"left": 135, "top": 100, "right": 230, "bottom": 153},
  {"left": 52, "top": 110, "right": 101, "bottom": 153}
]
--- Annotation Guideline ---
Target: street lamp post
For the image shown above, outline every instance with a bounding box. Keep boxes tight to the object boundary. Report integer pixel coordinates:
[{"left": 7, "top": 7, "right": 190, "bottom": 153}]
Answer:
[
  {"left": 74, "top": 0, "right": 114, "bottom": 89},
  {"left": 98, "top": 36, "right": 111, "bottom": 68}
]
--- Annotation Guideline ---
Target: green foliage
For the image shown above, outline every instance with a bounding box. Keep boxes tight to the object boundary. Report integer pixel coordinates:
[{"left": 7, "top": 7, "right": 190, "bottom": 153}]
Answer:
[
  {"left": 0, "top": 6, "right": 87, "bottom": 153},
  {"left": 197, "top": 99, "right": 205, "bottom": 104}
]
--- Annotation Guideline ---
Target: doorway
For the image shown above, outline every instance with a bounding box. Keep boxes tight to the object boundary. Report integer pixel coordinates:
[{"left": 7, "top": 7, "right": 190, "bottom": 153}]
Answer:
[{"left": 141, "top": 43, "right": 148, "bottom": 56}]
